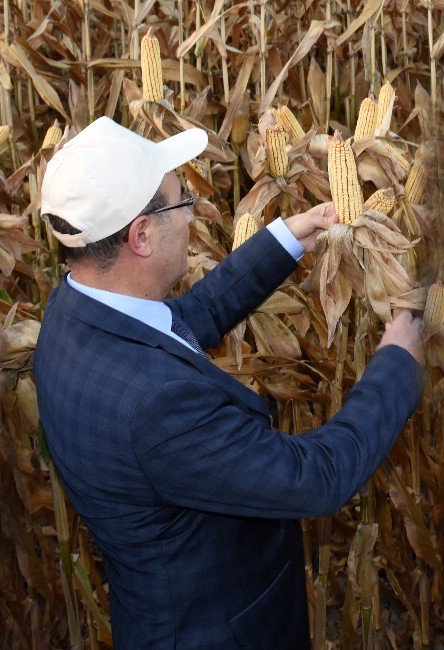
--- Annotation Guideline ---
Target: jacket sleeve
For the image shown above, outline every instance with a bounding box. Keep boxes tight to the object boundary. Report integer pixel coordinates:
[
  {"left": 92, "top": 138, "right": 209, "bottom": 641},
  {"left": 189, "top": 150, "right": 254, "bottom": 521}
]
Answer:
[
  {"left": 164, "top": 228, "right": 297, "bottom": 349},
  {"left": 130, "top": 345, "right": 423, "bottom": 519}
]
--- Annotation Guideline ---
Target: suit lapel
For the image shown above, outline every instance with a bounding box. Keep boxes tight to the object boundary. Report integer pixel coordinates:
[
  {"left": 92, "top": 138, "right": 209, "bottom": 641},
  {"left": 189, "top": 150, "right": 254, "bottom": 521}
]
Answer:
[{"left": 54, "top": 277, "right": 269, "bottom": 418}]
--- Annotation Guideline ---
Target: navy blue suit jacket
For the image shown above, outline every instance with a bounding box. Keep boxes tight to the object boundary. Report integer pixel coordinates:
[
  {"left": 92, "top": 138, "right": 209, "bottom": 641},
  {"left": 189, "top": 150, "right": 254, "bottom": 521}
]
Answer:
[{"left": 34, "top": 229, "right": 422, "bottom": 649}]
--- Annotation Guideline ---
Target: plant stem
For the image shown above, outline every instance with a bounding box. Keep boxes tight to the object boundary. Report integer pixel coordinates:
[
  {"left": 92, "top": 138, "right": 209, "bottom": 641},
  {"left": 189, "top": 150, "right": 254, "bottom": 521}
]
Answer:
[
  {"left": 29, "top": 172, "right": 40, "bottom": 241},
  {"left": 2, "top": 0, "right": 20, "bottom": 169},
  {"left": 297, "top": 16, "right": 306, "bottom": 102},
  {"left": 133, "top": 0, "right": 140, "bottom": 60},
  {"left": 346, "top": 0, "right": 356, "bottom": 128},
  {"left": 260, "top": 0, "right": 266, "bottom": 99},
  {"left": 324, "top": 0, "right": 333, "bottom": 132},
  {"left": 401, "top": 7, "right": 411, "bottom": 93},
  {"left": 178, "top": 0, "right": 185, "bottom": 113},
  {"left": 333, "top": 51, "right": 340, "bottom": 120},
  {"left": 370, "top": 15, "right": 376, "bottom": 94},
  {"left": 233, "top": 153, "right": 240, "bottom": 211},
  {"left": 380, "top": 9, "right": 387, "bottom": 82},
  {"left": 195, "top": 0, "right": 202, "bottom": 71},
  {"left": 315, "top": 313, "right": 349, "bottom": 648},
  {"left": 48, "top": 460, "right": 83, "bottom": 649},
  {"left": 83, "top": 0, "right": 94, "bottom": 123},
  {"left": 427, "top": 2, "right": 437, "bottom": 127},
  {"left": 221, "top": 12, "right": 230, "bottom": 104}
]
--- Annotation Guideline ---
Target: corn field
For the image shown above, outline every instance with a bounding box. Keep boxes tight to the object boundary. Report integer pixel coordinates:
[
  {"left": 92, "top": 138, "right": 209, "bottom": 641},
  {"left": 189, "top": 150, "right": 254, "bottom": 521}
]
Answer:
[{"left": 0, "top": 0, "right": 443, "bottom": 648}]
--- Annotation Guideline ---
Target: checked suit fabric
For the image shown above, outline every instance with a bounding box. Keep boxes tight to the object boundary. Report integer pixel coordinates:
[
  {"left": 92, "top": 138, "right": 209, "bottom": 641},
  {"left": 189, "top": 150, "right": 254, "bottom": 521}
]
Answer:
[{"left": 33, "top": 227, "right": 423, "bottom": 649}]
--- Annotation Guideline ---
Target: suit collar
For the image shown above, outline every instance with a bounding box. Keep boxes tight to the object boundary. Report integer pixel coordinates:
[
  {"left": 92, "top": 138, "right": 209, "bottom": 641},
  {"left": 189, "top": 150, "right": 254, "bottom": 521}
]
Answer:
[
  {"left": 67, "top": 272, "right": 175, "bottom": 336},
  {"left": 53, "top": 276, "right": 269, "bottom": 418}
]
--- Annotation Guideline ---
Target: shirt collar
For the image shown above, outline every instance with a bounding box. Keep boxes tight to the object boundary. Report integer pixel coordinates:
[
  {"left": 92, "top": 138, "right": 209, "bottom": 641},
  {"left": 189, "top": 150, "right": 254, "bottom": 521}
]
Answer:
[{"left": 66, "top": 272, "right": 173, "bottom": 335}]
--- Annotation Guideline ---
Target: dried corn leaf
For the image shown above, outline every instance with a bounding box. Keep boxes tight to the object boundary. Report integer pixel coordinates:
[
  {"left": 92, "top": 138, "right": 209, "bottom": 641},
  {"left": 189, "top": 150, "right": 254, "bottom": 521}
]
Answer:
[
  {"left": 260, "top": 20, "right": 334, "bottom": 112},
  {"left": 0, "top": 42, "right": 69, "bottom": 121},
  {"left": 320, "top": 261, "right": 353, "bottom": 347},
  {"left": 336, "top": 0, "right": 385, "bottom": 46},
  {"left": 248, "top": 312, "right": 301, "bottom": 357},
  {"left": 0, "top": 320, "right": 40, "bottom": 362},
  {"left": 380, "top": 459, "right": 441, "bottom": 571},
  {"left": 257, "top": 291, "right": 306, "bottom": 315}
]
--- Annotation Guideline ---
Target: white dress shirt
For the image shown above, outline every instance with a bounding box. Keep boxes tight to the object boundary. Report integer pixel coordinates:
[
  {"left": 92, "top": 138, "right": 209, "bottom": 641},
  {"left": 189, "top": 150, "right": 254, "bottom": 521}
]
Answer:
[{"left": 67, "top": 217, "right": 305, "bottom": 354}]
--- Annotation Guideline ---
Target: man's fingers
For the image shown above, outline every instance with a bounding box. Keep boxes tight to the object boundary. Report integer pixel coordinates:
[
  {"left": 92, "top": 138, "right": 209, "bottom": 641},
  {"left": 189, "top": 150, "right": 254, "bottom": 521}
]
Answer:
[
  {"left": 305, "top": 202, "right": 339, "bottom": 230},
  {"left": 385, "top": 309, "right": 412, "bottom": 333},
  {"left": 392, "top": 307, "right": 412, "bottom": 320}
]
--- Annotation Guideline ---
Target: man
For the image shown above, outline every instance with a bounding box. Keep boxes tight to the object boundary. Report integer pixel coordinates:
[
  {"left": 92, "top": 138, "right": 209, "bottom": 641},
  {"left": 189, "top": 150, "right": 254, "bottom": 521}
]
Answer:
[{"left": 34, "top": 117, "right": 423, "bottom": 649}]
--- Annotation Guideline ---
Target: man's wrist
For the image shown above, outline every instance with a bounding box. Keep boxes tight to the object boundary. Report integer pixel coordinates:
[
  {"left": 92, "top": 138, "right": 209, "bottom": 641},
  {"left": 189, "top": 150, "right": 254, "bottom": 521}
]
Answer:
[{"left": 266, "top": 217, "right": 306, "bottom": 261}]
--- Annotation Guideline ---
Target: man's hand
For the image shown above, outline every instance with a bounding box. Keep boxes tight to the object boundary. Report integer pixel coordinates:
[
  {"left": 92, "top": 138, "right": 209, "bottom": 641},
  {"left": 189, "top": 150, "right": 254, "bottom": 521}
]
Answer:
[
  {"left": 377, "top": 309, "right": 424, "bottom": 366},
  {"left": 285, "top": 202, "right": 339, "bottom": 253}
]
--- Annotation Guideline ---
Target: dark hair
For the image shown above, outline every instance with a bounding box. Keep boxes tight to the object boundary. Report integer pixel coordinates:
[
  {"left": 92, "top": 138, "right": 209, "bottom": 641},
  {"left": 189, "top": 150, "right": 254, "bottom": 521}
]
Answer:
[{"left": 43, "top": 188, "right": 165, "bottom": 270}]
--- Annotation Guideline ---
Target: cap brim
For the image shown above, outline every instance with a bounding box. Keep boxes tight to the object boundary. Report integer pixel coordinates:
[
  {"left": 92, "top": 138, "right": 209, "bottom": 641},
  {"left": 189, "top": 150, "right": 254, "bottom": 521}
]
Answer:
[{"left": 157, "top": 128, "right": 208, "bottom": 172}]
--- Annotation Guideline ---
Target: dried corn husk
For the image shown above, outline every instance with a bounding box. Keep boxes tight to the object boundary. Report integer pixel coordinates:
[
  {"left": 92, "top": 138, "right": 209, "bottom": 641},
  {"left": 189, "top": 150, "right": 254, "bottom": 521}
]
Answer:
[{"left": 303, "top": 210, "right": 416, "bottom": 345}]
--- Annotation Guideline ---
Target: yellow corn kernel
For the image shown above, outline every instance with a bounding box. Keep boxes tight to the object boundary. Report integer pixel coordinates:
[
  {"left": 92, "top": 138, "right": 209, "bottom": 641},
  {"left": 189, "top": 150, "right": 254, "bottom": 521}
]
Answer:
[
  {"left": 375, "top": 81, "right": 395, "bottom": 132},
  {"left": 188, "top": 160, "right": 206, "bottom": 177},
  {"left": 363, "top": 188, "right": 396, "bottom": 214},
  {"left": 42, "top": 121, "right": 62, "bottom": 148},
  {"left": 354, "top": 98, "right": 377, "bottom": 140},
  {"left": 141, "top": 29, "right": 163, "bottom": 102},
  {"left": 275, "top": 106, "right": 305, "bottom": 144},
  {"left": 381, "top": 143, "right": 410, "bottom": 178},
  {"left": 405, "top": 160, "right": 427, "bottom": 204},
  {"left": 266, "top": 126, "right": 289, "bottom": 178},
  {"left": 423, "top": 283, "right": 444, "bottom": 328},
  {"left": 327, "top": 132, "right": 363, "bottom": 224},
  {"left": 232, "top": 213, "right": 259, "bottom": 250},
  {"left": 0, "top": 125, "right": 10, "bottom": 146}
]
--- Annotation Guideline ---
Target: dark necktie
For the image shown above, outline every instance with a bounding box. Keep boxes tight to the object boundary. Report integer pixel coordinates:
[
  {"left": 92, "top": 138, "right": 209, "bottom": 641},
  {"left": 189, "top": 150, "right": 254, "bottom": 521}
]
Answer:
[{"left": 171, "top": 315, "right": 205, "bottom": 356}]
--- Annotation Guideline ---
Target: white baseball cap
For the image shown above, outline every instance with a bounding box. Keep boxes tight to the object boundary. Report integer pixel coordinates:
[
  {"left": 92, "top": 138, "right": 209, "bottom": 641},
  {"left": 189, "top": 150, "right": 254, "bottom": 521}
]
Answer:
[{"left": 41, "top": 116, "right": 208, "bottom": 247}]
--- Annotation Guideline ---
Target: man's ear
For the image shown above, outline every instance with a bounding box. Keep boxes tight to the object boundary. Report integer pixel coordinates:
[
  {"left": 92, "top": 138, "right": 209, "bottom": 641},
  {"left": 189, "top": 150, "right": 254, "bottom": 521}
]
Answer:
[{"left": 127, "top": 215, "right": 153, "bottom": 258}]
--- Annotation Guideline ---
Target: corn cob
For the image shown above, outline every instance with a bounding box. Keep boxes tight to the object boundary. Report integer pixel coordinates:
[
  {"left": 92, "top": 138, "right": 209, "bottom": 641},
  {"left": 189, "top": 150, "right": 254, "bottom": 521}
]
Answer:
[
  {"left": 423, "top": 283, "right": 444, "bottom": 328},
  {"left": 275, "top": 106, "right": 305, "bottom": 143},
  {"left": 141, "top": 29, "right": 163, "bottom": 102},
  {"left": 42, "top": 121, "right": 62, "bottom": 148},
  {"left": 405, "top": 160, "right": 427, "bottom": 204},
  {"left": 354, "top": 98, "right": 377, "bottom": 140},
  {"left": 0, "top": 125, "right": 10, "bottom": 146},
  {"left": 266, "top": 126, "right": 289, "bottom": 178},
  {"left": 375, "top": 81, "right": 395, "bottom": 132},
  {"left": 381, "top": 143, "right": 410, "bottom": 178},
  {"left": 364, "top": 188, "right": 396, "bottom": 214},
  {"left": 232, "top": 213, "right": 259, "bottom": 250},
  {"left": 327, "top": 132, "right": 363, "bottom": 224}
]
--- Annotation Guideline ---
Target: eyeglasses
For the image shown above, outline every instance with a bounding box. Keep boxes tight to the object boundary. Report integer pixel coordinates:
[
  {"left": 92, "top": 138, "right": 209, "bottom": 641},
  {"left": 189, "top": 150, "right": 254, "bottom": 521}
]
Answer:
[{"left": 151, "top": 192, "right": 195, "bottom": 214}]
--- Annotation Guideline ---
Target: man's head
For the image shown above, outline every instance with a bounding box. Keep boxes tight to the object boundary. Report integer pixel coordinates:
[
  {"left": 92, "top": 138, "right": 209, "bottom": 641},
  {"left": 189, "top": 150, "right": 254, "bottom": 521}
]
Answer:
[
  {"left": 43, "top": 187, "right": 166, "bottom": 270},
  {"left": 41, "top": 117, "right": 207, "bottom": 286}
]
